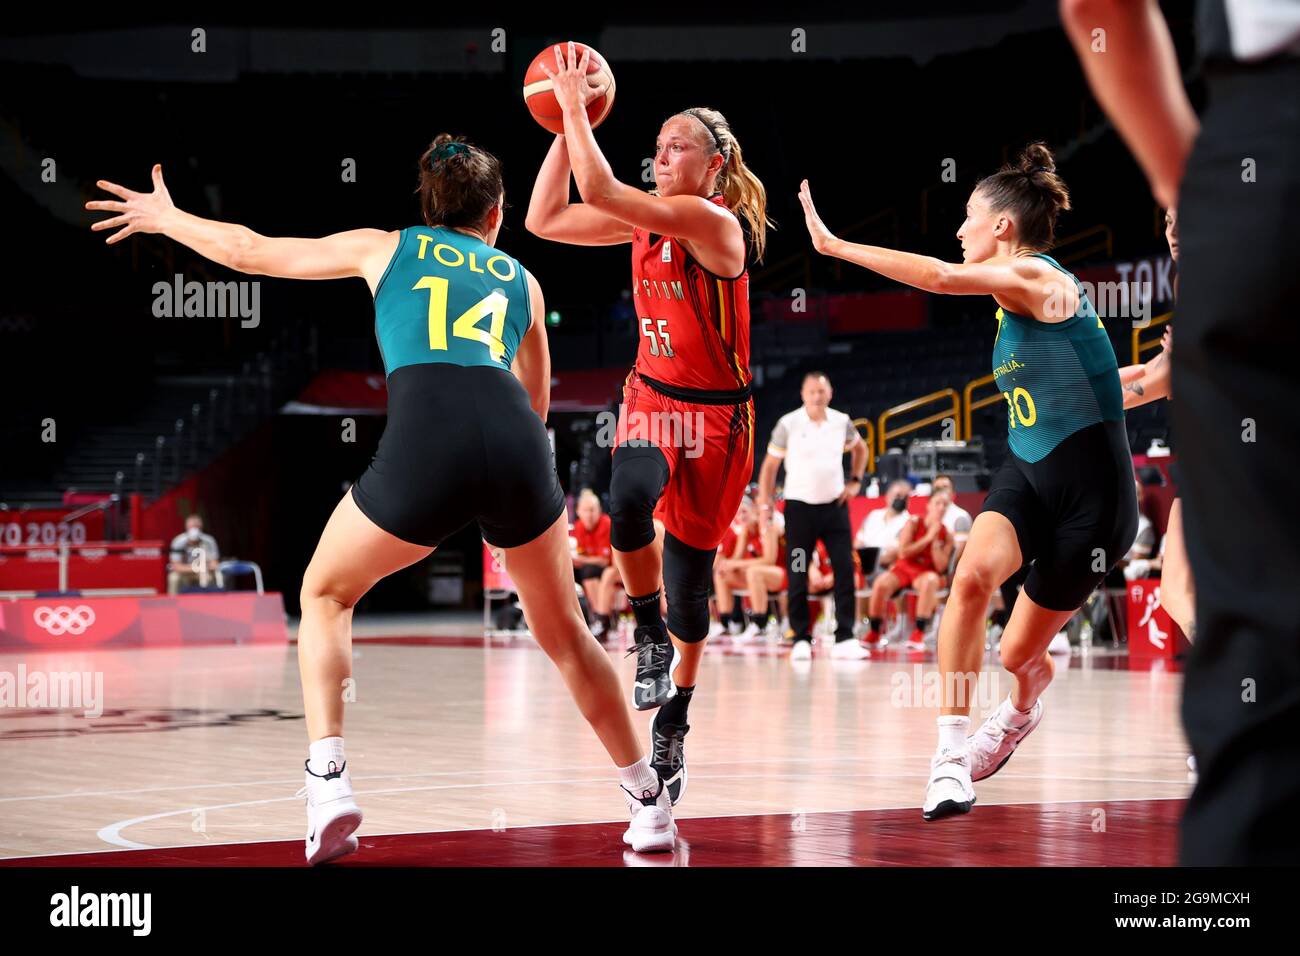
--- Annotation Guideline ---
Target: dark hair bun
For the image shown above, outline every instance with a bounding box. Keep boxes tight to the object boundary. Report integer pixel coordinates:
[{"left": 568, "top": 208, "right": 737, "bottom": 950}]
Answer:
[
  {"left": 973, "top": 141, "right": 1071, "bottom": 251},
  {"left": 417, "top": 134, "right": 503, "bottom": 230},
  {"left": 1018, "top": 142, "right": 1057, "bottom": 176}
]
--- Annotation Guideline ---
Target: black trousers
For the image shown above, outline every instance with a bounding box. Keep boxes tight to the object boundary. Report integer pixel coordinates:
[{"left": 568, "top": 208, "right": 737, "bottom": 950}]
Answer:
[
  {"left": 1175, "top": 57, "right": 1300, "bottom": 865},
  {"left": 785, "top": 499, "right": 857, "bottom": 642}
]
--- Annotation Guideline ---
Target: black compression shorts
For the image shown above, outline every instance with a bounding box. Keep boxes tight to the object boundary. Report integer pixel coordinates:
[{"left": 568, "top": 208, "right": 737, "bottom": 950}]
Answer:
[
  {"left": 350, "top": 363, "right": 565, "bottom": 549},
  {"left": 981, "top": 419, "right": 1138, "bottom": 611}
]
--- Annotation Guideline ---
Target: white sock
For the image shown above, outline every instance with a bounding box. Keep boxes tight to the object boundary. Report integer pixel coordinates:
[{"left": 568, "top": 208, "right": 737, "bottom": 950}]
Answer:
[
  {"left": 1001, "top": 696, "right": 1034, "bottom": 728},
  {"left": 308, "top": 736, "right": 347, "bottom": 776},
  {"left": 936, "top": 715, "right": 970, "bottom": 753},
  {"left": 618, "top": 757, "right": 659, "bottom": 796}
]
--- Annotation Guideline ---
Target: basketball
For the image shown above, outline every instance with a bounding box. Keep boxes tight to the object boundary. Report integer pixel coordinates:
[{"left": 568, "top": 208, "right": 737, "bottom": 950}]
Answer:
[{"left": 523, "top": 42, "right": 615, "bottom": 135}]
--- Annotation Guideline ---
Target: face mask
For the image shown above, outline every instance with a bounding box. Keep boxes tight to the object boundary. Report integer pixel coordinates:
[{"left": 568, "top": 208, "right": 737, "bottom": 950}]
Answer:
[
  {"left": 890, "top": 497, "right": 908, "bottom": 513},
  {"left": 187, "top": 527, "right": 201, "bottom": 541}
]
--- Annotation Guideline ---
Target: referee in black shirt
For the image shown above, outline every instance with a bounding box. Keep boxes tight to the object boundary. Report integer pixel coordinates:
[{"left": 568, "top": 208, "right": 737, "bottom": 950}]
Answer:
[{"left": 1065, "top": 0, "right": 1300, "bottom": 865}]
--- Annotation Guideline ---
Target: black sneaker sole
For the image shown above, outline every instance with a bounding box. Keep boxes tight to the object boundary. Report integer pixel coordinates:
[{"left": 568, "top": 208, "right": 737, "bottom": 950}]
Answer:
[{"left": 922, "top": 795, "right": 976, "bottom": 821}]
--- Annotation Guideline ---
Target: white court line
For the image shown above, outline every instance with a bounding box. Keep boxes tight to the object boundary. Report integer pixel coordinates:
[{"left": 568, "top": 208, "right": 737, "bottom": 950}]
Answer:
[
  {"left": 0, "top": 750, "right": 1194, "bottom": 804},
  {"left": 0, "top": 792, "right": 1182, "bottom": 861},
  {"left": 92, "top": 770, "right": 1189, "bottom": 851}
]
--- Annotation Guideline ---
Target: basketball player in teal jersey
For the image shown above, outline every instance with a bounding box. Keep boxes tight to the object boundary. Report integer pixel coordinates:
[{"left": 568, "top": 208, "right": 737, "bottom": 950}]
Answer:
[
  {"left": 86, "top": 136, "right": 677, "bottom": 861},
  {"left": 799, "top": 143, "right": 1137, "bottom": 820}
]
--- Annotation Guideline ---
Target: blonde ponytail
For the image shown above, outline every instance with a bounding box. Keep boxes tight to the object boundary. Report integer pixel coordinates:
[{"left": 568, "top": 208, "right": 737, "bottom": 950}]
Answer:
[{"left": 675, "top": 107, "right": 775, "bottom": 263}]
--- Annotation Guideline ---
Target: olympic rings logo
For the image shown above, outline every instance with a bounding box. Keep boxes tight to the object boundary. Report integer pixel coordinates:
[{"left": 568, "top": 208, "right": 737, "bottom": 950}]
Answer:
[{"left": 33, "top": 605, "right": 97, "bottom": 636}]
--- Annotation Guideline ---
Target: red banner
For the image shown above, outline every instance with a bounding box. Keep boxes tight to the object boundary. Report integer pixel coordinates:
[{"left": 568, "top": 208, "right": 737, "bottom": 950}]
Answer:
[
  {"left": 1126, "top": 578, "right": 1189, "bottom": 666},
  {"left": 0, "top": 592, "right": 288, "bottom": 650},
  {"left": 0, "top": 511, "right": 106, "bottom": 548},
  {"left": 0, "top": 541, "right": 165, "bottom": 593}
]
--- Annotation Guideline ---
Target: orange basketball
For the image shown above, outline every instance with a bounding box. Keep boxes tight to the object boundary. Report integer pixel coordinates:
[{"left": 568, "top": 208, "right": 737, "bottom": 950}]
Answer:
[{"left": 523, "top": 42, "right": 616, "bottom": 135}]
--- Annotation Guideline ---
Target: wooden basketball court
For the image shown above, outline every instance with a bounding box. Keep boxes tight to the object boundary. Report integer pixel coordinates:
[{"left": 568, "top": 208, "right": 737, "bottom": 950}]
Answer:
[{"left": 0, "top": 618, "right": 1191, "bottom": 866}]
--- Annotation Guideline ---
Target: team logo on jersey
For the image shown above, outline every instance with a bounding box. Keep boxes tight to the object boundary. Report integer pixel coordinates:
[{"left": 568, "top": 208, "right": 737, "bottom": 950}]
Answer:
[{"left": 662, "top": 240, "right": 672, "bottom": 263}]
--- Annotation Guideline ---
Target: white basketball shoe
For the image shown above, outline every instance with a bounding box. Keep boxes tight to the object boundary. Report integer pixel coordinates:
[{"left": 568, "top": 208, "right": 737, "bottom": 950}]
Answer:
[
  {"left": 622, "top": 773, "right": 677, "bottom": 853},
  {"left": 298, "top": 758, "right": 363, "bottom": 865},
  {"left": 922, "top": 747, "right": 976, "bottom": 821},
  {"left": 967, "top": 697, "right": 1044, "bottom": 781}
]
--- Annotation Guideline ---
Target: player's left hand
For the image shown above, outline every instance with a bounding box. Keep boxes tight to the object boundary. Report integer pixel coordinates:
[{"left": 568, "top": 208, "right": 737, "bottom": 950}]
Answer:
[
  {"left": 799, "top": 180, "right": 838, "bottom": 255},
  {"left": 538, "top": 42, "right": 603, "bottom": 117},
  {"left": 837, "top": 478, "right": 861, "bottom": 505}
]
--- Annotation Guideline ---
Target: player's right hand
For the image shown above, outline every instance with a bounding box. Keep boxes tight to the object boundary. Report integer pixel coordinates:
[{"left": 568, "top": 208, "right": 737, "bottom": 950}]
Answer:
[{"left": 87, "top": 164, "right": 176, "bottom": 244}]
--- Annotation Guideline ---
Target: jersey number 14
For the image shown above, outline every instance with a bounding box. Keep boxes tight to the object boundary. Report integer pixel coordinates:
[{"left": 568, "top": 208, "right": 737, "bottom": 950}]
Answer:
[{"left": 414, "top": 276, "right": 508, "bottom": 364}]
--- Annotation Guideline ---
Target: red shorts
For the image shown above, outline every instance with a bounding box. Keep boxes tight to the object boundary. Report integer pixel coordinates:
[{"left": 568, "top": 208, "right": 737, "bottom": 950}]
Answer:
[
  {"left": 615, "top": 371, "right": 755, "bottom": 551},
  {"left": 891, "top": 558, "right": 942, "bottom": 590}
]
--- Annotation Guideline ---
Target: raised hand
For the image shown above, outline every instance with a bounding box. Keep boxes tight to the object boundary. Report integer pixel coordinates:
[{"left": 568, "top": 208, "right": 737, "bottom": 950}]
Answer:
[
  {"left": 537, "top": 42, "right": 603, "bottom": 118},
  {"left": 86, "top": 164, "right": 176, "bottom": 244},
  {"left": 798, "top": 179, "right": 837, "bottom": 254}
]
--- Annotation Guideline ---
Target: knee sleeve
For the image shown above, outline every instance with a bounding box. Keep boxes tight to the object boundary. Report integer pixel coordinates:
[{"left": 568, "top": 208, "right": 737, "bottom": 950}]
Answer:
[
  {"left": 663, "top": 532, "right": 716, "bottom": 643},
  {"left": 608, "top": 444, "right": 669, "bottom": 552}
]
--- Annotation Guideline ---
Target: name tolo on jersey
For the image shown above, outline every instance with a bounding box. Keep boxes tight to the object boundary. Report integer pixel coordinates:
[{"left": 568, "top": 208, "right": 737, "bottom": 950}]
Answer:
[
  {"left": 49, "top": 886, "right": 151, "bottom": 936},
  {"left": 412, "top": 234, "right": 517, "bottom": 280}
]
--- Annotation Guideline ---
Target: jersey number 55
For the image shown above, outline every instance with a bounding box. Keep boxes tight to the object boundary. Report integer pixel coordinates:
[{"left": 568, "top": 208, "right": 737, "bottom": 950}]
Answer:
[{"left": 640, "top": 317, "right": 675, "bottom": 358}]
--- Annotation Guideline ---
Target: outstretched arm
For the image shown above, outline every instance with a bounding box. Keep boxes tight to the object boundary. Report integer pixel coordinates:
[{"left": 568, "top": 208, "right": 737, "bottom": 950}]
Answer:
[
  {"left": 541, "top": 43, "right": 742, "bottom": 260},
  {"left": 798, "top": 180, "right": 1061, "bottom": 315},
  {"left": 88, "top": 164, "right": 394, "bottom": 287}
]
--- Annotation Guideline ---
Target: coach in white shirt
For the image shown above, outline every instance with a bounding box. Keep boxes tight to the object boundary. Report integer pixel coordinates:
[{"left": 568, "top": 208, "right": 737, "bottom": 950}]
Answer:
[{"left": 756, "top": 372, "right": 868, "bottom": 658}]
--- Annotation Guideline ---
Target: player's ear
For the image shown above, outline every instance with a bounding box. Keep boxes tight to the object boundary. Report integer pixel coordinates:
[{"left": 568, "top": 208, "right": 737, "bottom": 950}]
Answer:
[{"left": 484, "top": 198, "right": 503, "bottom": 237}]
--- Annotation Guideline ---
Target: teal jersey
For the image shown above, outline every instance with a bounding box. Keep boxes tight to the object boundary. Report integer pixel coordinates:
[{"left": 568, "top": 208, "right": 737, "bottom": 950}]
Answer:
[
  {"left": 373, "top": 226, "right": 532, "bottom": 376},
  {"left": 991, "top": 254, "right": 1123, "bottom": 463}
]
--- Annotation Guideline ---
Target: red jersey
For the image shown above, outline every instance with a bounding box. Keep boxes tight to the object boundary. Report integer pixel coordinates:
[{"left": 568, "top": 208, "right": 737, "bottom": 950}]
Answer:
[
  {"left": 900, "top": 518, "right": 950, "bottom": 572},
  {"left": 718, "top": 523, "right": 782, "bottom": 566},
  {"left": 630, "top": 194, "right": 751, "bottom": 392},
  {"left": 717, "top": 523, "right": 744, "bottom": 559},
  {"left": 573, "top": 514, "right": 612, "bottom": 561}
]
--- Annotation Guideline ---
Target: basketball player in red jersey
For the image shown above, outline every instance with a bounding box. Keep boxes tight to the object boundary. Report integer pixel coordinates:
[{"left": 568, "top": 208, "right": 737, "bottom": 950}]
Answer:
[{"left": 527, "top": 43, "right": 772, "bottom": 805}]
